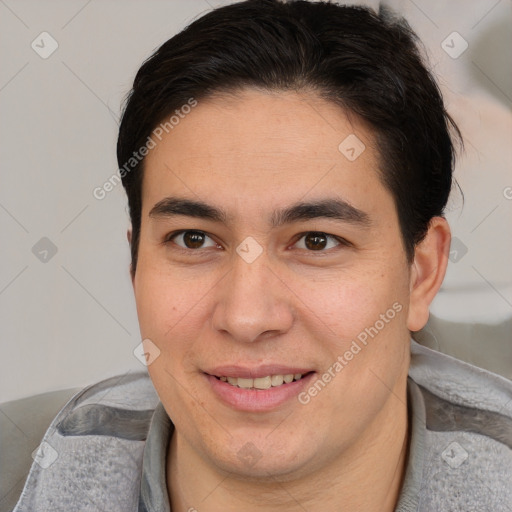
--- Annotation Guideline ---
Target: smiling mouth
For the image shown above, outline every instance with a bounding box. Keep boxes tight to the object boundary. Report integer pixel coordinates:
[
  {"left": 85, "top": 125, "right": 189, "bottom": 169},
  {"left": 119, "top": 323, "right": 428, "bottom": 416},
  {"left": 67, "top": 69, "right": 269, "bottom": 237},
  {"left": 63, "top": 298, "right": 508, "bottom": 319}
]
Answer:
[{"left": 212, "top": 372, "right": 313, "bottom": 390}]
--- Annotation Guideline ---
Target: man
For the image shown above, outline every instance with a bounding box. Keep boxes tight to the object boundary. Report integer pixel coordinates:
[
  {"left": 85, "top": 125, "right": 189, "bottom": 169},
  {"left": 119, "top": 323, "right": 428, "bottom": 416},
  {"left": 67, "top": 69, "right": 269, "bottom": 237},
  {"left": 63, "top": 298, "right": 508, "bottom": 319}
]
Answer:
[{"left": 13, "top": 1, "right": 512, "bottom": 511}]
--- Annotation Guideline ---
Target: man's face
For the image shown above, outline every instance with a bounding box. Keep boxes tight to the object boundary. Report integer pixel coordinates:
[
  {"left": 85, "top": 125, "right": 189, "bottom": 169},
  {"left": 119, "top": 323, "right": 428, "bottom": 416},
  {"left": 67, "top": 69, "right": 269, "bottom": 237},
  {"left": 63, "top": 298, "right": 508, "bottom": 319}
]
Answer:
[{"left": 133, "top": 89, "right": 414, "bottom": 479}]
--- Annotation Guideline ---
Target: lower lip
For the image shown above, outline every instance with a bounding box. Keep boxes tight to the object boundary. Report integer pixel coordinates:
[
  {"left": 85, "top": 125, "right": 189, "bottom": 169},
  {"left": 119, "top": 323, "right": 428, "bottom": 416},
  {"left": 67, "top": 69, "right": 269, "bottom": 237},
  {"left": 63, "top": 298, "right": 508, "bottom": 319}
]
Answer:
[{"left": 205, "top": 373, "right": 316, "bottom": 412}]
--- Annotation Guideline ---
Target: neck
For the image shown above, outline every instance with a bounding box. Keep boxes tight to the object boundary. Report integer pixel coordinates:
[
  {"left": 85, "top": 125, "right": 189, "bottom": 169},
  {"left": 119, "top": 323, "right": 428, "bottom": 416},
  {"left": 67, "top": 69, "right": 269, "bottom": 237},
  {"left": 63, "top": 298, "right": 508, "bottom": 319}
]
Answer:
[{"left": 167, "top": 381, "right": 409, "bottom": 512}]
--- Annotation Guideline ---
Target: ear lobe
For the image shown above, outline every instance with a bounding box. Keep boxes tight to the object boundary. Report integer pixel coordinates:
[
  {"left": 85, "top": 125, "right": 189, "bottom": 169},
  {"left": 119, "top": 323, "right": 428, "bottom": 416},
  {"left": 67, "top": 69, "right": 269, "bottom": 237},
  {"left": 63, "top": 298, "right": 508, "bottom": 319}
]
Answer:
[
  {"left": 127, "top": 228, "right": 132, "bottom": 245},
  {"left": 407, "top": 217, "right": 451, "bottom": 332}
]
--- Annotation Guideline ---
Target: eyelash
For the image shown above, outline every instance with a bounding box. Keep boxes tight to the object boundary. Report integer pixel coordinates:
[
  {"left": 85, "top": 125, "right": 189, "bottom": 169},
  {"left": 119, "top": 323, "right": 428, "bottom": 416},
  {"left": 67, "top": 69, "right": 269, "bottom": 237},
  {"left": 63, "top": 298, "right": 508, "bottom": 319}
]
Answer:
[{"left": 163, "top": 230, "right": 350, "bottom": 254}]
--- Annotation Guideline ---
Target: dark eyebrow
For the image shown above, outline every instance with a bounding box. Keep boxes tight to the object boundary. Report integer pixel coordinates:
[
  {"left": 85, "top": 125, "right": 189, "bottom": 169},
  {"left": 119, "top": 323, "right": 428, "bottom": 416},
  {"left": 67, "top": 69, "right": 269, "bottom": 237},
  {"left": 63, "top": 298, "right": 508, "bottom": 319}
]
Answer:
[
  {"left": 149, "top": 197, "right": 371, "bottom": 228},
  {"left": 271, "top": 198, "right": 371, "bottom": 228},
  {"left": 149, "top": 198, "right": 228, "bottom": 223}
]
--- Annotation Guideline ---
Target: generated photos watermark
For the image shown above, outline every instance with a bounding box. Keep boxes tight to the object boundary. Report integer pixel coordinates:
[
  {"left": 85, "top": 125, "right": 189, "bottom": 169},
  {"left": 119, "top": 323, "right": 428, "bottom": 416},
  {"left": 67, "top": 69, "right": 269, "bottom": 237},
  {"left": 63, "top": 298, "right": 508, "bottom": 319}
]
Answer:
[{"left": 298, "top": 301, "right": 403, "bottom": 404}]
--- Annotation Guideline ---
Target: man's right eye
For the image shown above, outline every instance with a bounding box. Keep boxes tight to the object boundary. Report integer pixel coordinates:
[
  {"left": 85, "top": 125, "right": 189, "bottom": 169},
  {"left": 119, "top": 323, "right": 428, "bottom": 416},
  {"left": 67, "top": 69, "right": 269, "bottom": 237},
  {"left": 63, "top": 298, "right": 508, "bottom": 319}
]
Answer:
[{"left": 165, "top": 230, "right": 219, "bottom": 250}]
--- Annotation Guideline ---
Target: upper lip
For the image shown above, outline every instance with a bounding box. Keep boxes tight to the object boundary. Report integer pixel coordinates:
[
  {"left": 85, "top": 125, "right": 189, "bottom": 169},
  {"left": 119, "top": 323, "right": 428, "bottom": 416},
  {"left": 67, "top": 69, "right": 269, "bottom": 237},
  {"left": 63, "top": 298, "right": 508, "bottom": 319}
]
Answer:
[{"left": 205, "top": 365, "right": 315, "bottom": 379}]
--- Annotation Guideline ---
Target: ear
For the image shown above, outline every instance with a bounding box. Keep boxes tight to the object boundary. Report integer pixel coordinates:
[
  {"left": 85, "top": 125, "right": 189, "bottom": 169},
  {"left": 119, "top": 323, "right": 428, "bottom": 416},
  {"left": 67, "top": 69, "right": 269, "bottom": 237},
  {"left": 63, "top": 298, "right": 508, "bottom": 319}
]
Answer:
[
  {"left": 407, "top": 217, "right": 451, "bottom": 332},
  {"left": 127, "top": 228, "right": 135, "bottom": 286}
]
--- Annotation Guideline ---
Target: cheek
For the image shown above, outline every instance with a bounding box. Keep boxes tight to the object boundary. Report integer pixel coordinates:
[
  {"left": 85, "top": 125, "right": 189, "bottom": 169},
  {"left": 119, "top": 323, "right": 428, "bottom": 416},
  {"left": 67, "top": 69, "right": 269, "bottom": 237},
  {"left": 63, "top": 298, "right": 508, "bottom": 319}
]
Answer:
[
  {"left": 133, "top": 260, "right": 226, "bottom": 380},
  {"left": 299, "top": 264, "right": 408, "bottom": 345},
  {"left": 133, "top": 264, "right": 198, "bottom": 354},
  {"left": 133, "top": 266, "right": 208, "bottom": 404}
]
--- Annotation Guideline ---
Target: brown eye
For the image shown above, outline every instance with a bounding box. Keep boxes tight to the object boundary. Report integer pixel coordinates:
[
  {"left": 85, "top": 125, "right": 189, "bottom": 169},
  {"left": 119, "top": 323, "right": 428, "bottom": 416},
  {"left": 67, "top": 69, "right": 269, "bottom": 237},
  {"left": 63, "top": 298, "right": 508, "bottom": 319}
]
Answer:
[
  {"left": 168, "top": 230, "right": 217, "bottom": 250},
  {"left": 304, "top": 232, "right": 327, "bottom": 250},
  {"left": 183, "top": 231, "right": 206, "bottom": 248},
  {"left": 295, "top": 232, "right": 343, "bottom": 251}
]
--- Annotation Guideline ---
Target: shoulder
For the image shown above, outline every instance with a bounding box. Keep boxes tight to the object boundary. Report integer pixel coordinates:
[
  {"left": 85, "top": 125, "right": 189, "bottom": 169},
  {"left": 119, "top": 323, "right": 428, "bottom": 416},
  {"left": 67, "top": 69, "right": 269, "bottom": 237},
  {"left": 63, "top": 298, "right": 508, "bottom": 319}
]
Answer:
[
  {"left": 409, "top": 340, "right": 512, "bottom": 511},
  {"left": 12, "top": 372, "right": 159, "bottom": 512},
  {"left": 54, "top": 371, "right": 159, "bottom": 439}
]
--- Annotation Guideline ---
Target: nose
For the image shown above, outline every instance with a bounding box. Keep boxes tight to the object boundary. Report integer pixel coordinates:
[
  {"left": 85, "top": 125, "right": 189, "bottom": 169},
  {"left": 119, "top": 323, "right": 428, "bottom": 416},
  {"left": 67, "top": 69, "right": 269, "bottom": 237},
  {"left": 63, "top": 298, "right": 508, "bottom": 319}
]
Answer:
[{"left": 211, "top": 250, "right": 294, "bottom": 344}]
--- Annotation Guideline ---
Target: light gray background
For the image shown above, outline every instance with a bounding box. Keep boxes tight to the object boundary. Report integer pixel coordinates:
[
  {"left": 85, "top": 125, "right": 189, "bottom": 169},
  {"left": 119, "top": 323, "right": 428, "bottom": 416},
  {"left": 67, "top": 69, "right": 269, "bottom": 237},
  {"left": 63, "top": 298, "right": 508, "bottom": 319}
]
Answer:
[{"left": 1, "top": 0, "right": 511, "bottom": 404}]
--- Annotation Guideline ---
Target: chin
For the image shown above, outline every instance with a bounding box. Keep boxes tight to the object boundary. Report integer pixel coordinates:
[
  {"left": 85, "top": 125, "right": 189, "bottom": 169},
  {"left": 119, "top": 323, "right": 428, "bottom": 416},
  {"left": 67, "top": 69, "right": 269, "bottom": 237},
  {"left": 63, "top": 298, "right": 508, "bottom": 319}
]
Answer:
[{"left": 203, "top": 431, "right": 318, "bottom": 482}]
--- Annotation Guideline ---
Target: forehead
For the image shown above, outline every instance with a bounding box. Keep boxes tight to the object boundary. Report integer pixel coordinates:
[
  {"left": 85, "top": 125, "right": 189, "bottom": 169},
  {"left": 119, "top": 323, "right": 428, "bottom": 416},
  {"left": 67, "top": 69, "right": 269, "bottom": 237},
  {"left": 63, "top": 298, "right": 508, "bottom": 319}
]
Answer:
[{"left": 141, "top": 88, "right": 390, "bottom": 221}]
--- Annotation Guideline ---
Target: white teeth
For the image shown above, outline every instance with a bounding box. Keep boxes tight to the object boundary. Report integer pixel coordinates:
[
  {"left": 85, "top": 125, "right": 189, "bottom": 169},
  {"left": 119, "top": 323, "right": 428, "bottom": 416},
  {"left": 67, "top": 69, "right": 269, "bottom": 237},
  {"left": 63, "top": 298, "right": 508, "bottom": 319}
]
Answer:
[
  {"left": 253, "top": 376, "right": 272, "bottom": 390},
  {"left": 219, "top": 373, "right": 305, "bottom": 389},
  {"left": 271, "top": 375, "right": 284, "bottom": 386},
  {"left": 237, "top": 377, "right": 253, "bottom": 389}
]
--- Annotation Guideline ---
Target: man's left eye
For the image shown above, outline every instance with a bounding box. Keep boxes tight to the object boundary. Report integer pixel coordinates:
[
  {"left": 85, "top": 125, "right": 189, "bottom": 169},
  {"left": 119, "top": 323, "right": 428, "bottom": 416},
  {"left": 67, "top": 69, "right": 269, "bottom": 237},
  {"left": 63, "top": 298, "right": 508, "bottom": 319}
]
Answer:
[{"left": 294, "top": 232, "right": 345, "bottom": 251}]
